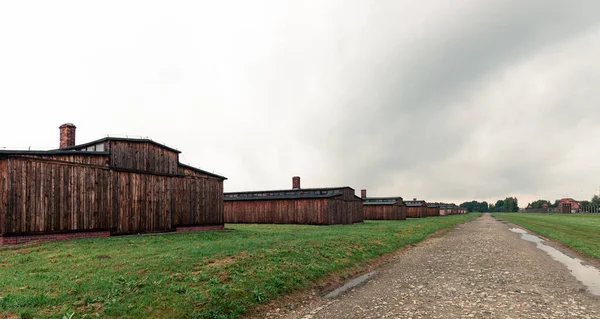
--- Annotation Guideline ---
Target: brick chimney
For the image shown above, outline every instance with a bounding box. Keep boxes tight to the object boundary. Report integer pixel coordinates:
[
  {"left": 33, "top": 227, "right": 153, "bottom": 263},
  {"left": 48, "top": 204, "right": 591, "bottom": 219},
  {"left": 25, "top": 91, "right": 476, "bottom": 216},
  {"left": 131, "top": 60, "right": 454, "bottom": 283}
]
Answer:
[
  {"left": 361, "top": 189, "right": 367, "bottom": 198},
  {"left": 413, "top": 198, "right": 417, "bottom": 201},
  {"left": 59, "top": 123, "right": 76, "bottom": 149},
  {"left": 292, "top": 176, "right": 301, "bottom": 189}
]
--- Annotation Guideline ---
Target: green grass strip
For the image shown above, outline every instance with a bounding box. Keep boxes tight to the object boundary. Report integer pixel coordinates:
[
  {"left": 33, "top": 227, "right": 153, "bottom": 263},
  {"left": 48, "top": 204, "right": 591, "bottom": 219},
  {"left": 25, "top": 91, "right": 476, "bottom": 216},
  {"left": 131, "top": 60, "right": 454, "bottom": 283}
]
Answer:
[
  {"left": 0, "top": 214, "right": 479, "bottom": 319},
  {"left": 492, "top": 213, "right": 600, "bottom": 260}
]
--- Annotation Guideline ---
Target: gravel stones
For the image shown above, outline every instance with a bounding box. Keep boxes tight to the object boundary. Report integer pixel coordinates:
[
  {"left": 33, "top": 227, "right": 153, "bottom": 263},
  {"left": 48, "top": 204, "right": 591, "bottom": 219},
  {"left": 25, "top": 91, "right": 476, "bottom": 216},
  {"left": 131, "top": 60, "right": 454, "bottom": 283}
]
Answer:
[{"left": 273, "top": 214, "right": 600, "bottom": 319}]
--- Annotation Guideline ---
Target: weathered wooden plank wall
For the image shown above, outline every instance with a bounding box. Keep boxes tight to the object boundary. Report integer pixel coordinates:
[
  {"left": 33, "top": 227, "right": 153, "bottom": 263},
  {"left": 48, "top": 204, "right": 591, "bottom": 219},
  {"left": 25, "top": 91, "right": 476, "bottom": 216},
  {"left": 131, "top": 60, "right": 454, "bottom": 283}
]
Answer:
[
  {"left": 224, "top": 198, "right": 336, "bottom": 225},
  {"left": 1, "top": 157, "right": 224, "bottom": 237},
  {"left": 21, "top": 154, "right": 108, "bottom": 166},
  {"left": 115, "top": 171, "right": 172, "bottom": 234},
  {"left": 224, "top": 197, "right": 362, "bottom": 225},
  {"left": 426, "top": 207, "right": 440, "bottom": 217},
  {"left": 341, "top": 189, "right": 357, "bottom": 201},
  {"left": 173, "top": 176, "right": 223, "bottom": 227},
  {"left": 406, "top": 206, "right": 427, "bottom": 218},
  {"left": 0, "top": 160, "right": 8, "bottom": 235},
  {"left": 364, "top": 204, "right": 406, "bottom": 220},
  {"left": 3, "top": 158, "right": 113, "bottom": 235},
  {"left": 328, "top": 199, "right": 350, "bottom": 225},
  {"left": 109, "top": 141, "right": 178, "bottom": 175},
  {"left": 349, "top": 201, "right": 365, "bottom": 223}
]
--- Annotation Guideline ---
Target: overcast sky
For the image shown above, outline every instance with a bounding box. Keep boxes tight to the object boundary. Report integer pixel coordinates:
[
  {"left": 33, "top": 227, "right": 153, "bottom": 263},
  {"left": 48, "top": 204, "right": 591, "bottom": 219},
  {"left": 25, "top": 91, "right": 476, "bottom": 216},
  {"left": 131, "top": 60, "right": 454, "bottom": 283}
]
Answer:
[{"left": 2, "top": 1, "right": 600, "bottom": 207}]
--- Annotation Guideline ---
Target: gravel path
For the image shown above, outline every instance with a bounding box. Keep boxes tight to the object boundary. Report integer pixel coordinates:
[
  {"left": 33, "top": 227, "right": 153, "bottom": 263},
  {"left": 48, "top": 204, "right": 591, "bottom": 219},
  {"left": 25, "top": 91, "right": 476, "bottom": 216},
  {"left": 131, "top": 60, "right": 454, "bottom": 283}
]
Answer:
[{"left": 282, "top": 214, "right": 600, "bottom": 318}]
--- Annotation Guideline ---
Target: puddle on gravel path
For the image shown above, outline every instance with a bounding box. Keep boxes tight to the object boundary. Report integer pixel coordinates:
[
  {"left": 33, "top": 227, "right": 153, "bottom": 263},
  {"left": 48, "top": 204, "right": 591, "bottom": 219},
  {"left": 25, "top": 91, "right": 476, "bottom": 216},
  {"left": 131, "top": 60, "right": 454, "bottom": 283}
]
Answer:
[
  {"left": 323, "top": 271, "right": 377, "bottom": 299},
  {"left": 510, "top": 228, "right": 600, "bottom": 296}
]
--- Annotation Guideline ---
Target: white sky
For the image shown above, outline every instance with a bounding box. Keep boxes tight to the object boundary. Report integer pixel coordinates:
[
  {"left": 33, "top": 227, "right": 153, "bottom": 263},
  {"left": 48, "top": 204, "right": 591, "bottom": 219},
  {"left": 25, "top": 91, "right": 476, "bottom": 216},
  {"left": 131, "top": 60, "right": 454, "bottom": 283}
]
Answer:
[{"left": 2, "top": 0, "right": 600, "bottom": 207}]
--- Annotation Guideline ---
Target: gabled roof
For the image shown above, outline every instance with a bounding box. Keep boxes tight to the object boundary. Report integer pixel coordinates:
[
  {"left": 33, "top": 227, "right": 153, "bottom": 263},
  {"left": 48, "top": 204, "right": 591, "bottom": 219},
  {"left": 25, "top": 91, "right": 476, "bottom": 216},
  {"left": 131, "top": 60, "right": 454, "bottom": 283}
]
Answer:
[
  {"left": 438, "top": 203, "right": 457, "bottom": 208},
  {"left": 57, "top": 137, "right": 181, "bottom": 154},
  {"left": 405, "top": 200, "right": 426, "bottom": 207},
  {"left": 224, "top": 187, "right": 352, "bottom": 201},
  {"left": 558, "top": 198, "right": 578, "bottom": 203},
  {"left": 426, "top": 203, "right": 440, "bottom": 208},
  {"left": 362, "top": 197, "right": 404, "bottom": 206}
]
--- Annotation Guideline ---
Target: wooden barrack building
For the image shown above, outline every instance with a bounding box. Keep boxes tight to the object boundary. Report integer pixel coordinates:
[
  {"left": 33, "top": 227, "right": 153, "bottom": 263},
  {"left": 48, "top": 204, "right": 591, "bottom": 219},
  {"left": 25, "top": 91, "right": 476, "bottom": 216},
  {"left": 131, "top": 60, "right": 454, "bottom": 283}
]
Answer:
[
  {"left": 405, "top": 199, "right": 428, "bottom": 218},
  {"left": 426, "top": 202, "right": 440, "bottom": 217},
  {"left": 0, "top": 123, "right": 226, "bottom": 245},
  {"left": 224, "top": 177, "right": 363, "bottom": 225},
  {"left": 360, "top": 189, "right": 406, "bottom": 220},
  {"left": 439, "top": 203, "right": 451, "bottom": 216}
]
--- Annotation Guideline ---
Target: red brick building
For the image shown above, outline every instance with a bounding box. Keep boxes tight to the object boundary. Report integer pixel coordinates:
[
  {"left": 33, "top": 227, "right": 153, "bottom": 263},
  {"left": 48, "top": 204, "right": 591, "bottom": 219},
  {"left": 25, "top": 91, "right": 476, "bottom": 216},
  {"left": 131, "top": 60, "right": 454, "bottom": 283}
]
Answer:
[{"left": 557, "top": 198, "right": 580, "bottom": 214}]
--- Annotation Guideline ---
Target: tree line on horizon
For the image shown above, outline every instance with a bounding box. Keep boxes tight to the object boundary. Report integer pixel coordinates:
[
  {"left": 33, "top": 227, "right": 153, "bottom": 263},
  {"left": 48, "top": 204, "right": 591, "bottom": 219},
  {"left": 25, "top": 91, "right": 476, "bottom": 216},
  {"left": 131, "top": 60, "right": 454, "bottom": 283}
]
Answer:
[
  {"left": 459, "top": 197, "right": 519, "bottom": 212},
  {"left": 527, "top": 194, "right": 600, "bottom": 209},
  {"left": 460, "top": 193, "right": 600, "bottom": 213}
]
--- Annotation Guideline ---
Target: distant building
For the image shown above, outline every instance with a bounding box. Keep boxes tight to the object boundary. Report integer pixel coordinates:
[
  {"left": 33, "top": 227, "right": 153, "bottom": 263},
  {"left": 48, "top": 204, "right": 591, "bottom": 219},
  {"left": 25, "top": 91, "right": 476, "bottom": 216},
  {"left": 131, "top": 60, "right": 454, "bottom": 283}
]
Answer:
[
  {"left": 557, "top": 198, "right": 580, "bottom": 214},
  {"left": 361, "top": 189, "right": 406, "bottom": 220},
  {"left": 224, "top": 177, "right": 363, "bottom": 225},
  {"left": 426, "top": 202, "right": 440, "bottom": 217},
  {"left": 405, "top": 199, "right": 427, "bottom": 218}
]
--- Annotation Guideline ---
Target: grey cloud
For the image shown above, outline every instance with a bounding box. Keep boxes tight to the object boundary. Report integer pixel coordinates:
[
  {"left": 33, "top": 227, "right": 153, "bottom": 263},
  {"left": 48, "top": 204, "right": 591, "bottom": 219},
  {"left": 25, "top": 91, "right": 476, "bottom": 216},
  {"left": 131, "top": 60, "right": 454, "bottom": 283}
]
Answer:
[
  {"left": 2, "top": 1, "right": 600, "bottom": 206},
  {"left": 308, "top": 1, "right": 600, "bottom": 203}
]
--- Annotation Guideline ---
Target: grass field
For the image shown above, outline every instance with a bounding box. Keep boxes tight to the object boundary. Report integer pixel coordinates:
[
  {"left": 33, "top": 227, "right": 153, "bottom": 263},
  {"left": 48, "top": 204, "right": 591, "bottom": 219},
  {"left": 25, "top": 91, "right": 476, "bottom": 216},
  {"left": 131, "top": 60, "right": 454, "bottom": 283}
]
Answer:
[
  {"left": 0, "top": 214, "right": 478, "bottom": 319},
  {"left": 492, "top": 213, "right": 600, "bottom": 260}
]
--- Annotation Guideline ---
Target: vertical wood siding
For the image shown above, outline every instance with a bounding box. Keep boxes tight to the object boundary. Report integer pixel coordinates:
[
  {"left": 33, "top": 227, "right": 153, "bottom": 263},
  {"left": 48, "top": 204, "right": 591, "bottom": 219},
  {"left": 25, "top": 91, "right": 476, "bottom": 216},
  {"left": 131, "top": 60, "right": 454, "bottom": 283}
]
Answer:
[
  {"left": 349, "top": 201, "right": 365, "bottom": 223},
  {"left": 406, "top": 205, "right": 427, "bottom": 218},
  {"left": 109, "top": 141, "right": 178, "bottom": 175},
  {"left": 0, "top": 160, "right": 8, "bottom": 235},
  {"left": 328, "top": 199, "right": 350, "bottom": 225},
  {"left": 4, "top": 158, "right": 114, "bottom": 235},
  {"left": 1, "top": 158, "right": 224, "bottom": 236},
  {"left": 224, "top": 199, "right": 327, "bottom": 224},
  {"left": 364, "top": 204, "right": 406, "bottom": 220},
  {"left": 173, "top": 176, "right": 223, "bottom": 226},
  {"left": 224, "top": 198, "right": 362, "bottom": 225},
  {"left": 426, "top": 207, "right": 440, "bottom": 217},
  {"left": 115, "top": 171, "right": 172, "bottom": 234},
  {"left": 224, "top": 197, "right": 362, "bottom": 225},
  {"left": 20, "top": 155, "right": 108, "bottom": 166}
]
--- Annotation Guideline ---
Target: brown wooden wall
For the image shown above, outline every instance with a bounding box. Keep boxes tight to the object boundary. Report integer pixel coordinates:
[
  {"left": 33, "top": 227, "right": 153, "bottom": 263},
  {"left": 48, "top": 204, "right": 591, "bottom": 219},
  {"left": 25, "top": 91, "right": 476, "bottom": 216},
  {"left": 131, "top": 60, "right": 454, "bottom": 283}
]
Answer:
[
  {"left": 108, "top": 141, "right": 179, "bottom": 175},
  {"left": 0, "top": 161, "right": 8, "bottom": 235},
  {"left": 340, "top": 189, "right": 358, "bottom": 201},
  {"left": 328, "top": 199, "right": 363, "bottom": 224},
  {"left": 2, "top": 158, "right": 114, "bottom": 235},
  {"left": 406, "top": 206, "right": 427, "bottom": 218},
  {"left": 114, "top": 171, "right": 172, "bottom": 234},
  {"left": 0, "top": 157, "right": 224, "bottom": 236},
  {"left": 224, "top": 198, "right": 328, "bottom": 224},
  {"left": 349, "top": 200, "right": 365, "bottom": 223},
  {"left": 426, "top": 207, "right": 440, "bottom": 217},
  {"left": 224, "top": 197, "right": 360, "bottom": 225},
  {"left": 173, "top": 176, "right": 223, "bottom": 227},
  {"left": 364, "top": 204, "right": 406, "bottom": 220},
  {"left": 22, "top": 154, "right": 109, "bottom": 166}
]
